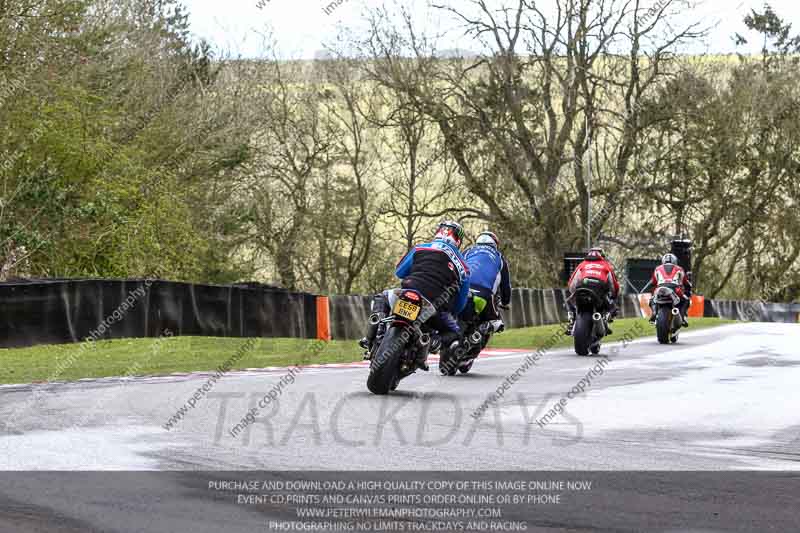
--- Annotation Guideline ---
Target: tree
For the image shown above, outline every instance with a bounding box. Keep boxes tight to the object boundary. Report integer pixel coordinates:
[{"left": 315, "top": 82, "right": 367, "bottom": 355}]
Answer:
[
  {"left": 637, "top": 6, "right": 800, "bottom": 299},
  {"left": 359, "top": 0, "right": 703, "bottom": 286},
  {"left": 1, "top": 0, "right": 253, "bottom": 281}
]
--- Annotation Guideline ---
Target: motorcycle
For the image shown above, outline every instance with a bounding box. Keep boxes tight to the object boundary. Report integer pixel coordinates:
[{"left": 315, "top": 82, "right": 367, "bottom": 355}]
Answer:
[
  {"left": 568, "top": 279, "right": 610, "bottom": 356},
  {"left": 652, "top": 284, "right": 683, "bottom": 344},
  {"left": 365, "top": 288, "right": 436, "bottom": 394},
  {"left": 438, "top": 295, "right": 505, "bottom": 376}
]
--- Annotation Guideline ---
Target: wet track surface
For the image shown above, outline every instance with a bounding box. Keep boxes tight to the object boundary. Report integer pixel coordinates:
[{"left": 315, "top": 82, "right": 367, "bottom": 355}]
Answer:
[
  {"left": 3, "top": 322, "right": 800, "bottom": 471},
  {"left": 2, "top": 322, "right": 800, "bottom": 532}
]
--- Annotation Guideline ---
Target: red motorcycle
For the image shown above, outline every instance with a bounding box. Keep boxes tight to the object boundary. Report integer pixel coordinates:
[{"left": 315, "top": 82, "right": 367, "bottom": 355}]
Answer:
[
  {"left": 652, "top": 284, "right": 683, "bottom": 344},
  {"left": 568, "top": 279, "right": 610, "bottom": 356}
]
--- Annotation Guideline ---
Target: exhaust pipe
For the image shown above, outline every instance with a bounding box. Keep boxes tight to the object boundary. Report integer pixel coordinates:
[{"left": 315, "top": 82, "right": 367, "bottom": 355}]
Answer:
[
  {"left": 671, "top": 307, "right": 680, "bottom": 316},
  {"left": 469, "top": 331, "right": 482, "bottom": 345},
  {"left": 592, "top": 312, "right": 602, "bottom": 321},
  {"left": 364, "top": 313, "right": 383, "bottom": 347},
  {"left": 419, "top": 333, "right": 431, "bottom": 346}
]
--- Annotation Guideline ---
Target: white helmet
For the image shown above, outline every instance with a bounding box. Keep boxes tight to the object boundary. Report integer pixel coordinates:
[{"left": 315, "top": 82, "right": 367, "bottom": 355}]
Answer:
[{"left": 476, "top": 231, "right": 499, "bottom": 248}]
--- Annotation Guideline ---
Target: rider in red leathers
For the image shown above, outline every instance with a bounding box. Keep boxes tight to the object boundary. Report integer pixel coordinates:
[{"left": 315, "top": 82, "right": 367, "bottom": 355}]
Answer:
[
  {"left": 649, "top": 253, "right": 692, "bottom": 327},
  {"left": 565, "top": 248, "right": 620, "bottom": 336}
]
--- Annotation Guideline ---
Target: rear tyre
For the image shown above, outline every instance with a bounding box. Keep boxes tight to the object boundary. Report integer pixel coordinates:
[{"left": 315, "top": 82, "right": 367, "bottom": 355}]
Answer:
[
  {"left": 573, "top": 312, "right": 592, "bottom": 356},
  {"left": 438, "top": 348, "right": 458, "bottom": 376},
  {"left": 367, "top": 327, "right": 404, "bottom": 394},
  {"left": 590, "top": 343, "right": 600, "bottom": 355},
  {"left": 656, "top": 307, "right": 671, "bottom": 344}
]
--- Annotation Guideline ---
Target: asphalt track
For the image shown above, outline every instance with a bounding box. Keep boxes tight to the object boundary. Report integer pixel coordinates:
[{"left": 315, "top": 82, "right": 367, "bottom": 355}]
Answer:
[{"left": 2, "top": 322, "right": 800, "bottom": 532}]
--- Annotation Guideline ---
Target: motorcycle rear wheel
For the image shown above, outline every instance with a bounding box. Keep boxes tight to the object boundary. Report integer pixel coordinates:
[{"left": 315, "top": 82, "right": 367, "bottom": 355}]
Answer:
[
  {"left": 573, "top": 312, "right": 593, "bottom": 356},
  {"left": 438, "top": 346, "right": 458, "bottom": 375},
  {"left": 458, "top": 360, "right": 474, "bottom": 374},
  {"left": 656, "top": 307, "right": 671, "bottom": 344},
  {"left": 441, "top": 362, "right": 458, "bottom": 376},
  {"left": 367, "top": 327, "right": 404, "bottom": 394}
]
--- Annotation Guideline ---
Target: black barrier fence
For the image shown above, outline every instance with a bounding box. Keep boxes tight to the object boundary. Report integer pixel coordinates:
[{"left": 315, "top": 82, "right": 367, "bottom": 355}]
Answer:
[
  {"left": 506, "top": 288, "right": 642, "bottom": 329},
  {"left": 704, "top": 298, "right": 800, "bottom": 323},
  {"left": 328, "top": 293, "right": 372, "bottom": 341},
  {"left": 2, "top": 279, "right": 796, "bottom": 348},
  {"left": 329, "top": 288, "right": 643, "bottom": 340},
  {"left": 0, "top": 279, "right": 318, "bottom": 349}
]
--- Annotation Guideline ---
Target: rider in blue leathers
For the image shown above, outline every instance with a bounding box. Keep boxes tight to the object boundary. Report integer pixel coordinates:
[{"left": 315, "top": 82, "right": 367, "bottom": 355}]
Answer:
[
  {"left": 360, "top": 221, "right": 471, "bottom": 364},
  {"left": 462, "top": 231, "right": 511, "bottom": 330}
]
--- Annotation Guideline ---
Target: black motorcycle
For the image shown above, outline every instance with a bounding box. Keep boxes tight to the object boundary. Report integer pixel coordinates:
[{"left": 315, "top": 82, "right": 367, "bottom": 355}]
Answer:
[
  {"left": 652, "top": 284, "right": 683, "bottom": 344},
  {"left": 439, "top": 296, "right": 505, "bottom": 376},
  {"left": 365, "top": 288, "right": 435, "bottom": 394},
  {"left": 568, "top": 279, "right": 610, "bottom": 356}
]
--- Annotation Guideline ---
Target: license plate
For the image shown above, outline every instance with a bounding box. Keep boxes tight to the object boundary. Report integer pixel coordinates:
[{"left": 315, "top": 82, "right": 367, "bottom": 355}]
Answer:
[{"left": 393, "top": 300, "right": 421, "bottom": 321}]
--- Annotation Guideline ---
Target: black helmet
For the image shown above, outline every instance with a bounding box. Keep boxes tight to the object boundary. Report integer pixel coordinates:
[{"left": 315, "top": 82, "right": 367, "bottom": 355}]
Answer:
[
  {"left": 662, "top": 253, "right": 678, "bottom": 265},
  {"left": 434, "top": 220, "right": 465, "bottom": 249}
]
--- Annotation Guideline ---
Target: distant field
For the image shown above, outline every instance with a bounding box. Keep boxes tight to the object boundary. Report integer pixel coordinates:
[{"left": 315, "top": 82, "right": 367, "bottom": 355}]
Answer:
[
  {"left": 0, "top": 317, "right": 733, "bottom": 384},
  {"left": 246, "top": 53, "right": 745, "bottom": 285}
]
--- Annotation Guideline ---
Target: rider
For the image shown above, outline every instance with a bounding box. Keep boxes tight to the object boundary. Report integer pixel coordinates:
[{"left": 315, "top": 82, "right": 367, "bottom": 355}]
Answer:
[
  {"left": 565, "top": 247, "right": 620, "bottom": 336},
  {"left": 649, "top": 253, "right": 692, "bottom": 327},
  {"left": 462, "top": 231, "right": 511, "bottom": 332},
  {"left": 359, "top": 221, "right": 470, "bottom": 367}
]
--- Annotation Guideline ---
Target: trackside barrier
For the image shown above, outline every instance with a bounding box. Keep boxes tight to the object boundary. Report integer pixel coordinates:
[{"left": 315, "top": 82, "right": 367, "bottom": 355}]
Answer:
[
  {"left": 1, "top": 278, "right": 795, "bottom": 348},
  {"left": 704, "top": 299, "right": 800, "bottom": 323},
  {"left": 0, "top": 279, "right": 318, "bottom": 348},
  {"left": 688, "top": 295, "right": 705, "bottom": 318},
  {"left": 636, "top": 294, "right": 706, "bottom": 318},
  {"left": 316, "top": 296, "right": 331, "bottom": 341},
  {"left": 638, "top": 293, "right": 652, "bottom": 317},
  {"left": 329, "top": 289, "right": 642, "bottom": 340},
  {"left": 328, "top": 294, "right": 372, "bottom": 341},
  {"left": 329, "top": 291, "right": 796, "bottom": 340}
]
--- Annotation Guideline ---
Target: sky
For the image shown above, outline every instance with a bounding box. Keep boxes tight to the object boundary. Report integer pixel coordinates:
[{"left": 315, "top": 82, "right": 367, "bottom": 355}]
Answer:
[{"left": 184, "top": 0, "right": 800, "bottom": 59}]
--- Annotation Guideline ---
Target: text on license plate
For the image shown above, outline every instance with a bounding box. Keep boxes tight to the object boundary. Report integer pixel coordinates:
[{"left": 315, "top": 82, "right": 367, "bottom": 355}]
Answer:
[{"left": 393, "top": 300, "right": 421, "bottom": 321}]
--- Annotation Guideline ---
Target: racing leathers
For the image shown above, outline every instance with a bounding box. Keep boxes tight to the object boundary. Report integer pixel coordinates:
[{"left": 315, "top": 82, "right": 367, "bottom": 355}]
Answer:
[
  {"left": 566, "top": 257, "right": 620, "bottom": 334},
  {"left": 362, "top": 239, "right": 470, "bottom": 355},
  {"left": 462, "top": 244, "right": 511, "bottom": 330},
  {"left": 650, "top": 264, "right": 692, "bottom": 325}
]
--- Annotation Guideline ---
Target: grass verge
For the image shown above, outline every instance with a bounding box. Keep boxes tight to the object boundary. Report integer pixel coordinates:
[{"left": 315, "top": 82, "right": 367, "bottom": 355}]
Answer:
[{"left": 0, "top": 317, "right": 734, "bottom": 384}]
